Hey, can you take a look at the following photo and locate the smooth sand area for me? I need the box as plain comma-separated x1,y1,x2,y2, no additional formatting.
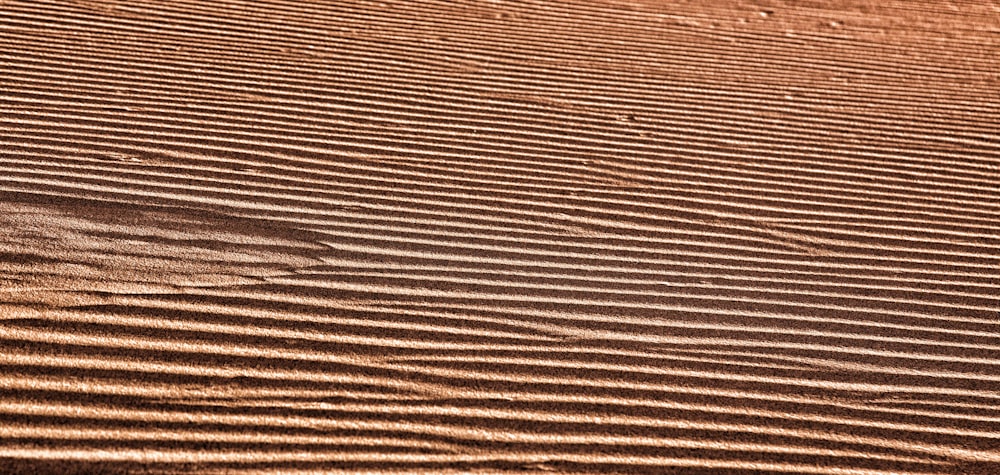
1,0,998,473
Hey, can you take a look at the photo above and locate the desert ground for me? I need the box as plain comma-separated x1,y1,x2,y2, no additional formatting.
1,0,999,473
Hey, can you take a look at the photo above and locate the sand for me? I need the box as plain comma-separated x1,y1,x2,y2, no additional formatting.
1,0,999,473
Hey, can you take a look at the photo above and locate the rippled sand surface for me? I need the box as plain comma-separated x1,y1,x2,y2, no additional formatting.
1,0,999,473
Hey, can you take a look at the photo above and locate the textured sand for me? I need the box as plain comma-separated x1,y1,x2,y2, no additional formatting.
1,0,999,473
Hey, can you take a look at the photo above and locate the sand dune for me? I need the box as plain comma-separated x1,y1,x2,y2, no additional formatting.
1,0,999,473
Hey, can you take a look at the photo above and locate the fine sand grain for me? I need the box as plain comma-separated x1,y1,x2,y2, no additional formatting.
1,0,999,473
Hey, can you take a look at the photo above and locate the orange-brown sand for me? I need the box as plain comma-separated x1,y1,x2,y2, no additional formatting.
1,0,999,473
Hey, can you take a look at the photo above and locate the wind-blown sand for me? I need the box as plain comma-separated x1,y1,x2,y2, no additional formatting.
1,0,999,473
